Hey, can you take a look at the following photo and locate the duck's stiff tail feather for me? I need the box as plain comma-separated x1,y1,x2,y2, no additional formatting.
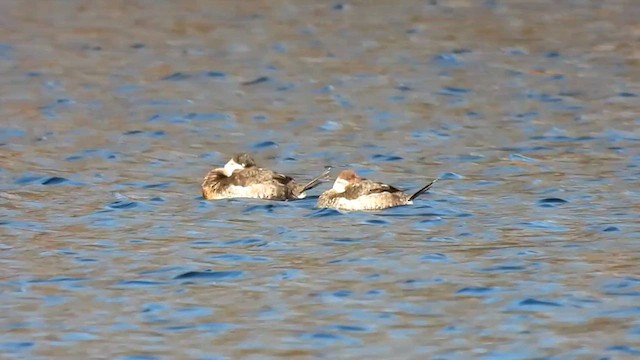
300,168,332,194
408,178,438,202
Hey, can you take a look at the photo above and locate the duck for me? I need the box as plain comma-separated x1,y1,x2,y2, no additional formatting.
317,169,437,211
202,153,329,200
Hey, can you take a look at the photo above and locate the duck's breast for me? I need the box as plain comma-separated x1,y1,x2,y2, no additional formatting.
333,192,410,211
231,182,292,200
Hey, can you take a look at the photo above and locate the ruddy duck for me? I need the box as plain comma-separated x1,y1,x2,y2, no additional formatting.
317,169,437,211
202,153,329,200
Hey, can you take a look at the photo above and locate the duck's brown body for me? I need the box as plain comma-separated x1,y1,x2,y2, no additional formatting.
317,170,437,211
202,167,313,200
201,153,327,201
317,180,412,211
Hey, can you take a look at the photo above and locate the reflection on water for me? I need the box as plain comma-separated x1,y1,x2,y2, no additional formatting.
1,0,640,358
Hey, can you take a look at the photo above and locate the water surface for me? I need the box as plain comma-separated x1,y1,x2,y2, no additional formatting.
1,0,640,358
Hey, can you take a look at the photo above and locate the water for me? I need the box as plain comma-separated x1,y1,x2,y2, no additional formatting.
1,0,640,358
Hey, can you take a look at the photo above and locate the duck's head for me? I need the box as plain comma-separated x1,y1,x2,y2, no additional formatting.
332,169,361,193
222,153,257,176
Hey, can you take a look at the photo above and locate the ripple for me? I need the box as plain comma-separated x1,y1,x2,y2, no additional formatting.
371,154,403,162
107,201,139,210
327,258,378,265
0,341,34,354
14,175,44,185
160,323,236,335
161,72,190,81
0,128,26,141
307,208,342,217
526,91,563,103
0,43,13,59
538,198,568,207
185,112,231,121
65,148,118,161
364,219,389,225
484,166,528,176
122,130,166,138
205,71,226,78
251,140,278,150
331,93,355,107
319,120,343,132
299,332,361,347
499,145,552,153
530,133,595,143
437,86,472,96
456,287,498,296
480,265,527,273
509,153,539,163
607,345,640,355
216,238,266,247
329,238,362,245
425,236,459,243
603,226,620,232
173,307,214,318
457,154,484,162
241,76,269,85
195,323,237,334
518,298,562,308
332,3,350,11
600,307,640,318
173,270,244,281
209,254,271,263
243,204,278,214
414,217,446,229
602,278,640,297
41,176,68,185
432,53,463,67
420,253,450,262
61,332,99,341
115,85,143,95
273,269,304,281
439,172,463,180
28,277,88,284
519,221,568,232
123,130,143,135
277,83,295,92
115,280,167,288
330,324,372,333
143,183,171,189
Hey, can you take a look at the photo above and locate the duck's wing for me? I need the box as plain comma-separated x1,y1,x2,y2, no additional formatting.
202,168,228,187
343,179,402,199
230,167,294,187
202,168,235,199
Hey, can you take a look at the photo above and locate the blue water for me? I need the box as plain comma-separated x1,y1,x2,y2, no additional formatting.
1,0,640,358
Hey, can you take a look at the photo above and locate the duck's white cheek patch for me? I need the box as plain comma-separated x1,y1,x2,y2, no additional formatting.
332,179,348,193
223,160,244,176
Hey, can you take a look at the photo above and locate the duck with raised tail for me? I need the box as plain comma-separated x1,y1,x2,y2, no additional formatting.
317,169,437,211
